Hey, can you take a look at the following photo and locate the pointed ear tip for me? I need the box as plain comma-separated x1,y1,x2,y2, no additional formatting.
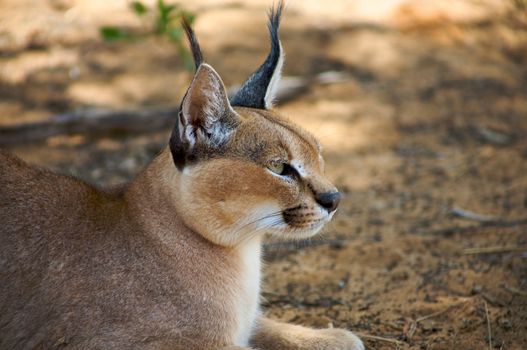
198,63,214,71
196,63,224,80
195,63,213,74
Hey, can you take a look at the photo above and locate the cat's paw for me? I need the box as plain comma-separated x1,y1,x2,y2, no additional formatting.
314,328,365,350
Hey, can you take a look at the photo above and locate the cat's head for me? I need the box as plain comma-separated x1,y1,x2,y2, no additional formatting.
170,2,341,247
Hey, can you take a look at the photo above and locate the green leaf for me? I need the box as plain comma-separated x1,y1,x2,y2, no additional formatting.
130,1,148,15
157,0,165,12
168,27,183,41
157,0,176,18
100,27,129,41
155,18,167,34
155,0,178,34
162,4,176,16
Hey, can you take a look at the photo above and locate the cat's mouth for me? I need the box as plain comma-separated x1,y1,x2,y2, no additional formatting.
281,204,331,233
244,203,333,241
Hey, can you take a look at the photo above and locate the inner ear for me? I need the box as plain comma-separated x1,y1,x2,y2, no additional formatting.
170,64,239,170
181,64,231,134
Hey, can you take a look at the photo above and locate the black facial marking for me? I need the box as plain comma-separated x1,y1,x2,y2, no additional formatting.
169,112,187,171
283,204,316,226
284,204,304,212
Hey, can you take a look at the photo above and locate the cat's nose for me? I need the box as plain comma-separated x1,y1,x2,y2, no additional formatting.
315,191,342,213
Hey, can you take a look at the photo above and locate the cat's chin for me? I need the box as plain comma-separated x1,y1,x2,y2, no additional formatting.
266,217,329,241
276,207,338,241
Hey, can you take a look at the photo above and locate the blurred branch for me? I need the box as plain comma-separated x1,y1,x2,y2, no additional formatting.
0,71,351,146
0,106,178,146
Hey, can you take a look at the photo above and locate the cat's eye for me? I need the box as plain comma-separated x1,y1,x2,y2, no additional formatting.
267,162,298,177
268,162,285,175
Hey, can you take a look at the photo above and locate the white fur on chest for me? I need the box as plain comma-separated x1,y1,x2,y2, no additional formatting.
232,237,262,346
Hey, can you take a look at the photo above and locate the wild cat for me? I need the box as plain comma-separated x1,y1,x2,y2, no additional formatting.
0,2,364,350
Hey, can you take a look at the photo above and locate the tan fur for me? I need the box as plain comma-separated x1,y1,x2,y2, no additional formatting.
0,39,363,350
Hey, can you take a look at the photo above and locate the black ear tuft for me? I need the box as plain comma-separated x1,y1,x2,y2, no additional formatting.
182,17,204,70
230,0,285,109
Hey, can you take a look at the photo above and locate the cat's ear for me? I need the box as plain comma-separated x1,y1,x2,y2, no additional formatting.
170,64,239,170
230,1,284,110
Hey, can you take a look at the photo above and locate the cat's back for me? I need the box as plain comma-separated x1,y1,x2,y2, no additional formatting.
0,149,131,349
0,149,129,286
0,149,110,273
0,149,106,226
0,149,127,255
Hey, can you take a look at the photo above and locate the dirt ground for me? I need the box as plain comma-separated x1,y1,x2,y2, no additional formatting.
1,0,527,349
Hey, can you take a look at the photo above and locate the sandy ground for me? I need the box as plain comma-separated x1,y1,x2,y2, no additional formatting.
1,0,527,349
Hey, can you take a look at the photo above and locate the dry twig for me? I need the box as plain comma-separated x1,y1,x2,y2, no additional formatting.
263,238,348,251
480,292,506,307
484,301,492,350
355,332,405,347
416,306,457,323
451,207,497,222
418,218,527,236
503,284,527,297
405,301,468,340
463,246,527,255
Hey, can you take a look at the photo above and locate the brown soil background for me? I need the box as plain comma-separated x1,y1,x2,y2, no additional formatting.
1,0,527,349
